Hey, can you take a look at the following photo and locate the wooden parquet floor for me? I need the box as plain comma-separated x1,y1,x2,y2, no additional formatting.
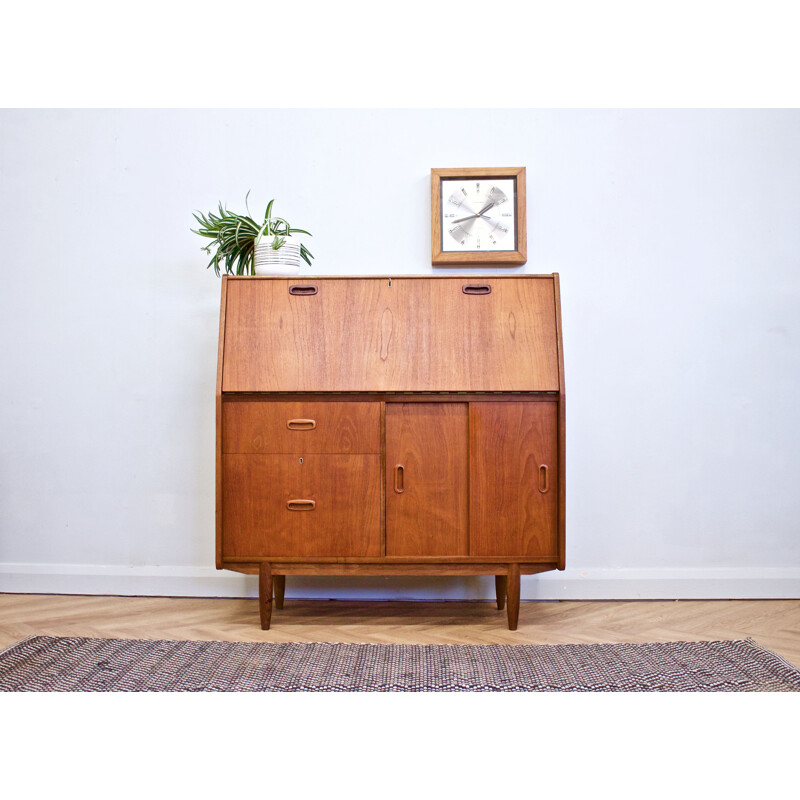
2,593,799,668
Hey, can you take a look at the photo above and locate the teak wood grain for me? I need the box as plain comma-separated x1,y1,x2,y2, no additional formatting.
224,558,559,569
506,563,521,630
259,562,273,630
216,276,228,569
222,454,381,558
223,399,380,454
554,273,567,570
222,278,392,392
273,574,285,609
221,277,558,392
392,278,558,391
216,275,565,630
256,563,556,576
469,402,559,557
385,403,469,556
495,576,508,610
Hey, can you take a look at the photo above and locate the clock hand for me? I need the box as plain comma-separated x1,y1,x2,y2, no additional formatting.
452,203,497,225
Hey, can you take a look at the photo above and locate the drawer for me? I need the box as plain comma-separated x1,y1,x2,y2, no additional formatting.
221,454,381,557
223,400,380,454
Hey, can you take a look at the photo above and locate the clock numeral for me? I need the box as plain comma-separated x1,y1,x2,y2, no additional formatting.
487,186,509,206
461,187,467,196
449,224,470,245
448,192,466,208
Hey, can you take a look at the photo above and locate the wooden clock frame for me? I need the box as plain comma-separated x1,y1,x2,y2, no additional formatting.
431,166,527,266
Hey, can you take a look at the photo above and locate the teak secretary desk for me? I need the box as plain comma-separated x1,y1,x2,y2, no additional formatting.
216,275,565,629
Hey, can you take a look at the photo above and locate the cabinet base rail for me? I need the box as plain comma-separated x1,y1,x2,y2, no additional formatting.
252,561,558,631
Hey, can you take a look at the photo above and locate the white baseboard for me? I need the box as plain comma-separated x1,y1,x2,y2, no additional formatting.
1,563,799,600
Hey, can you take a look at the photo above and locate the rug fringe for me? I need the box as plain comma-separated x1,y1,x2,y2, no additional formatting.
742,637,800,681
0,635,39,659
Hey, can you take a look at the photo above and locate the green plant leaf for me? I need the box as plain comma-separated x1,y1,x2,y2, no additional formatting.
191,196,313,276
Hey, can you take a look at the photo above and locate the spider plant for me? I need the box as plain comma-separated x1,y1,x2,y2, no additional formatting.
192,194,314,276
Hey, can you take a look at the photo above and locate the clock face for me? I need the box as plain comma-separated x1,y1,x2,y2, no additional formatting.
441,177,517,252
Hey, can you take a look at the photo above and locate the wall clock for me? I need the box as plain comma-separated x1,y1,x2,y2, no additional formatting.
431,167,526,266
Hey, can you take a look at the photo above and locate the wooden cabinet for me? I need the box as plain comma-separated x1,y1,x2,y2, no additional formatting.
217,276,565,630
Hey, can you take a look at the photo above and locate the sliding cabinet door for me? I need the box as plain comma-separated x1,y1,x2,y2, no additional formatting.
469,401,558,557
385,403,468,556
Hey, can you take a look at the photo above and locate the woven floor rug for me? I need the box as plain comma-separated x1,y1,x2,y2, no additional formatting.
1,635,799,692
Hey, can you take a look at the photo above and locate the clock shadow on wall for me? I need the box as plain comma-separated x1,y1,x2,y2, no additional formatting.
431,167,527,267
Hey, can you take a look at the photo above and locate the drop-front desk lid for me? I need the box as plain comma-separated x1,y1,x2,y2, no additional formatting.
220,275,562,393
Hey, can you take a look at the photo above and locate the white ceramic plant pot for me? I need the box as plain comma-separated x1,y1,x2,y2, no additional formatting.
253,236,303,276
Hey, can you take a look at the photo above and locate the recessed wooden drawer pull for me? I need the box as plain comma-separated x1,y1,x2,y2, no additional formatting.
394,465,405,494
286,499,316,511
287,418,316,430
462,284,491,295
539,464,550,494
289,285,318,296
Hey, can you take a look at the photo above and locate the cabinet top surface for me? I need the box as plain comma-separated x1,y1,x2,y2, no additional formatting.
223,274,559,280
220,275,563,394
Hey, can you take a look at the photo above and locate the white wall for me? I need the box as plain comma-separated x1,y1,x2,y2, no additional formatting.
1,109,798,600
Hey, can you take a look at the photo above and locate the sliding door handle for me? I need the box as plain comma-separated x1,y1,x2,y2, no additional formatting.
538,465,550,494
394,465,405,494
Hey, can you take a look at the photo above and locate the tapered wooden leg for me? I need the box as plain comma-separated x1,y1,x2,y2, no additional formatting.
274,574,285,610
495,575,507,610
259,562,273,630
506,563,520,631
